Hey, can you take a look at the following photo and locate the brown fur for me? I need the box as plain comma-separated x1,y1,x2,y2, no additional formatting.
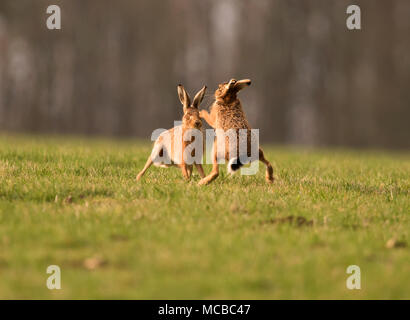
136,85,207,181
199,78,274,185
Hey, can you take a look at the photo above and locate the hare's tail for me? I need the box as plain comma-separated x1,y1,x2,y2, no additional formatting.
227,157,244,175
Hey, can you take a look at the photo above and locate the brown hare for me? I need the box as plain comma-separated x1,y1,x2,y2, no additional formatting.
136,85,207,181
199,78,274,185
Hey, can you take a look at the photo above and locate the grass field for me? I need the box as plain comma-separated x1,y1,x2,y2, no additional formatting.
0,134,409,299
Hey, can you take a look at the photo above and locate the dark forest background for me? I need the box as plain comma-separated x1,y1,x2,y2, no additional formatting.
0,0,409,149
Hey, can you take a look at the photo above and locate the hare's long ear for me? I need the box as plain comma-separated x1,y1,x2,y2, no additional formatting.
234,79,252,92
192,86,207,109
177,84,191,110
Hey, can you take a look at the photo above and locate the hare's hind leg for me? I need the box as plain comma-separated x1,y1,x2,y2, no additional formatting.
198,140,219,185
180,164,191,180
259,148,274,183
187,165,193,179
136,156,153,181
137,140,164,181
195,163,205,178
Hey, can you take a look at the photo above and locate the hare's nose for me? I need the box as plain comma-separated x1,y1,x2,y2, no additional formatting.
195,120,202,127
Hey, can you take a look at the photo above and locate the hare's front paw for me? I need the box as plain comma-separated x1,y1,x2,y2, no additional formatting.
199,110,207,118
198,178,208,186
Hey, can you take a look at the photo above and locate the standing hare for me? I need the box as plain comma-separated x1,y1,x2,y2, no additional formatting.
199,78,274,185
136,85,207,181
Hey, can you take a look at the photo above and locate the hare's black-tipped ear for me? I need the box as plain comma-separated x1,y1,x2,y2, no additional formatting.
192,86,207,109
177,84,191,109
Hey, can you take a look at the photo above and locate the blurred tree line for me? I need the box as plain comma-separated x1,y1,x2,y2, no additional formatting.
0,0,409,149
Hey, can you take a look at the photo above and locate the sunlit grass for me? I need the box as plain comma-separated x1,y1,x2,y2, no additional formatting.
0,134,409,299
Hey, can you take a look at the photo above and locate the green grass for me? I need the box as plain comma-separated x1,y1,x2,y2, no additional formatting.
0,134,409,299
